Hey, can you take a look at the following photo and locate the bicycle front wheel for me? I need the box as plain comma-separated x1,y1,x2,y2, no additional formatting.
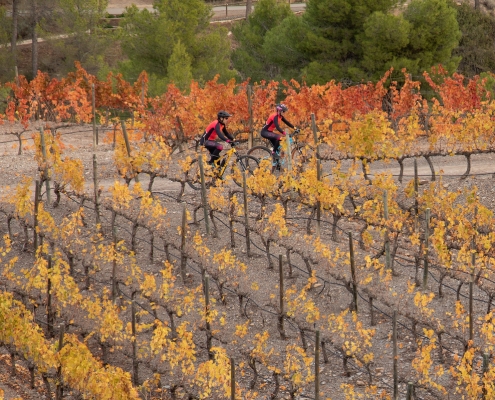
292,144,315,168
186,158,216,190
231,155,259,187
247,146,272,164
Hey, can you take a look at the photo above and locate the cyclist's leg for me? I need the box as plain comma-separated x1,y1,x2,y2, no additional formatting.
261,130,282,157
205,141,222,165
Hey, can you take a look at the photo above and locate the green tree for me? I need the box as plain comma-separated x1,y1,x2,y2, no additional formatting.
453,2,495,77
231,0,293,81
0,6,15,82
37,0,111,78
299,0,398,83
234,0,462,85
262,14,307,80
402,0,461,74
119,0,235,95
359,12,414,78
168,40,193,91
359,0,460,82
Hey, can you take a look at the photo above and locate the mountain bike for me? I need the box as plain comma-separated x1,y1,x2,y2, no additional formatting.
186,142,259,190
247,129,315,173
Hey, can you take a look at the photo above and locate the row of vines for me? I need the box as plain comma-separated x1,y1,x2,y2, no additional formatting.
2,64,495,167
1,66,495,399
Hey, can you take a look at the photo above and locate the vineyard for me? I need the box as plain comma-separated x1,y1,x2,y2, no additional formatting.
2,65,495,399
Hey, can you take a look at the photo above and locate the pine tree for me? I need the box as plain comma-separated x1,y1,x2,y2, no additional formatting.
119,0,236,95
168,40,193,92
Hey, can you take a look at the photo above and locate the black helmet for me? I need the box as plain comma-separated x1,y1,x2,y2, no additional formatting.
276,103,288,113
217,110,231,119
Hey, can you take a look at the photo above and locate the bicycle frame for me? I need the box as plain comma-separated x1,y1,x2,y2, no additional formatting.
215,147,237,178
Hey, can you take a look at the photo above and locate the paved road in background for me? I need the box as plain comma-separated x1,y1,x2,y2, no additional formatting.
107,3,306,16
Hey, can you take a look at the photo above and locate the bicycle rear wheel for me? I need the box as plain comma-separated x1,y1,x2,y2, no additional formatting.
231,155,259,187
185,158,202,190
186,158,216,190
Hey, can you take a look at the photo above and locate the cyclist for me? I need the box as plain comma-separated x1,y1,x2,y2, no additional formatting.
200,110,235,166
260,103,297,159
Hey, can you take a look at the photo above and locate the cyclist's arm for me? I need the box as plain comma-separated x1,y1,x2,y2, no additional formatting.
273,116,286,134
280,115,295,129
213,123,231,142
222,126,235,141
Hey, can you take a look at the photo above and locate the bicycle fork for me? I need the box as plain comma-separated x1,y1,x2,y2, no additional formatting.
217,151,234,178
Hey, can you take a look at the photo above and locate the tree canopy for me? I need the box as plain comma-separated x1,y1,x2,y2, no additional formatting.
119,0,236,95
453,2,495,77
233,0,462,84
40,0,111,78
231,0,293,82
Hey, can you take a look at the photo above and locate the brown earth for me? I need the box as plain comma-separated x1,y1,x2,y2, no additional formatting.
1,121,495,399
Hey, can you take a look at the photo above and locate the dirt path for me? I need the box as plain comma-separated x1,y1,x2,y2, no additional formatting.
1,123,495,208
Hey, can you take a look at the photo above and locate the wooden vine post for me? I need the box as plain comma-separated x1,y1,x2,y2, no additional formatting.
180,203,188,283
406,382,414,400
198,154,210,235
141,79,145,109
483,353,490,399
40,127,51,205
315,330,320,400
393,311,398,400
384,190,393,274
423,208,430,290
92,83,96,151
316,159,321,237
55,323,65,400
112,224,118,302
369,296,375,326
47,255,54,337
33,180,41,252
286,133,292,172
93,154,100,226
278,254,286,339
311,112,319,158
231,357,236,400
204,275,213,359
470,209,476,343
121,120,139,183
242,170,251,256
469,281,474,342
247,85,253,149
414,158,419,232
348,233,358,312
131,295,139,386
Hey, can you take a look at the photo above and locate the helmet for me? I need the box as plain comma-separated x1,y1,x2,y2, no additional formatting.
276,103,288,113
217,110,232,119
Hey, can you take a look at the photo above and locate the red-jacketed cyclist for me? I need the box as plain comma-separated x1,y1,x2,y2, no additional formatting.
200,110,235,166
260,103,297,158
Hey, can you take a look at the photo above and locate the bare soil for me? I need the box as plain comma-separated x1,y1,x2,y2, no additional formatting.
1,122,495,399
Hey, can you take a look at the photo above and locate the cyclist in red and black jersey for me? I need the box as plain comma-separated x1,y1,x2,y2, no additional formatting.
261,103,296,158
200,111,235,165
